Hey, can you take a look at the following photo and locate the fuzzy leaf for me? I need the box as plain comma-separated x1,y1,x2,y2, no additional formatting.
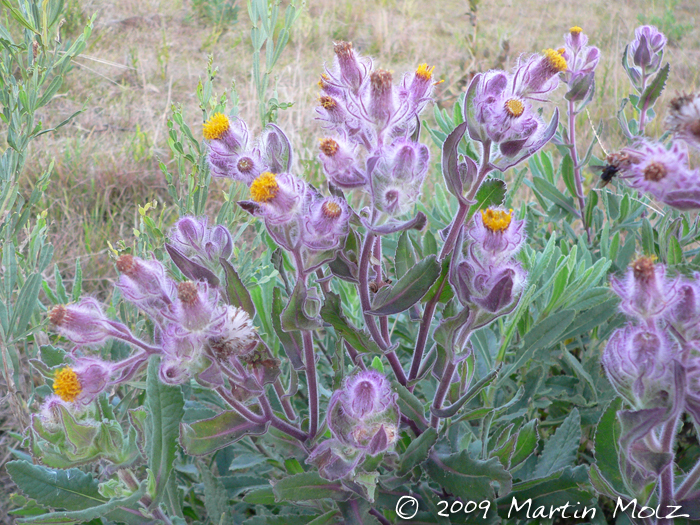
180,411,270,456
320,292,383,355
397,428,438,476
165,243,219,287
639,62,669,112
533,408,581,478
441,121,469,201
369,255,440,316
468,178,507,219
425,451,512,501
281,279,323,331
272,288,305,370
271,472,350,502
146,356,185,505
220,258,256,317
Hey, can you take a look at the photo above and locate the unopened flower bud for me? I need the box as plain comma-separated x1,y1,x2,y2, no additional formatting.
116,254,176,315
369,69,394,126
610,257,680,321
629,25,666,72
318,137,367,189
49,299,127,346
334,41,364,92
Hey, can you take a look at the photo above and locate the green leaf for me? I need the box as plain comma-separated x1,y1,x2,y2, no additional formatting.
533,408,581,478
425,451,512,501
272,288,305,370
641,218,655,256
7,460,107,510
468,178,507,219
369,255,440,316
146,356,185,505
271,472,350,502
11,273,42,342
667,235,683,265
392,381,427,430
220,258,256,317
394,231,417,279
71,259,82,302
531,177,579,216
202,465,233,525
639,62,669,113
281,279,323,331
499,310,574,383
560,154,578,200
320,292,383,355
510,419,539,469
16,485,146,524
180,411,270,456
594,397,626,495
397,428,438,476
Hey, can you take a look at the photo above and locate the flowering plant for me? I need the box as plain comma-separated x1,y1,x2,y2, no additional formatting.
5,4,700,524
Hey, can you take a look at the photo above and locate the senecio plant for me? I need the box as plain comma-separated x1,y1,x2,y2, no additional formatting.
8,22,700,525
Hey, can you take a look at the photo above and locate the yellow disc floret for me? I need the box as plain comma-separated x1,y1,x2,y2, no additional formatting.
416,63,435,81
250,172,279,203
504,98,525,117
54,367,81,402
481,208,514,233
203,113,230,141
569,26,583,35
543,48,567,72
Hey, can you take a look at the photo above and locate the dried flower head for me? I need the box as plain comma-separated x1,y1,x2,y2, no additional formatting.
48,298,128,346
208,306,257,360
667,93,700,152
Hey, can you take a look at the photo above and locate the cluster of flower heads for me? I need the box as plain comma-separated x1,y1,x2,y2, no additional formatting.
468,45,566,164
602,257,700,475
450,207,528,325
308,370,400,480
203,111,350,264
316,42,434,218
43,217,260,416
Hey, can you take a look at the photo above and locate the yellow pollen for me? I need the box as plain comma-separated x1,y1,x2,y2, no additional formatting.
319,138,339,157
481,208,513,233
54,367,81,403
557,47,566,55
318,73,330,89
416,63,435,81
250,172,279,203
543,48,568,72
202,113,230,141
322,201,342,218
569,26,583,35
504,98,525,117
320,95,337,110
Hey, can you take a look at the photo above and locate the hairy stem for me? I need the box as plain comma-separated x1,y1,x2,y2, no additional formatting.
358,229,407,385
273,378,297,421
567,99,591,243
676,455,700,501
302,330,319,439
430,361,456,428
259,395,308,443
657,414,680,525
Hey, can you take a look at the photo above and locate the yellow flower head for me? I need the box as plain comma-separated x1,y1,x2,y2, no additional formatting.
54,367,81,402
543,48,568,72
250,172,279,203
504,98,525,117
481,208,514,233
203,113,230,141
416,63,435,81
569,26,583,35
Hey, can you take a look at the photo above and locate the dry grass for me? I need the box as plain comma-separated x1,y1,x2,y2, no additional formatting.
3,0,700,517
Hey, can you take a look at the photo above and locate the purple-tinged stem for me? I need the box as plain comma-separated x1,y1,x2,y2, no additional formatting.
430,361,456,428
302,330,319,439
374,236,391,344
259,395,308,443
216,387,267,424
344,341,367,370
273,378,297,421
638,64,649,134
369,508,391,525
358,230,407,385
567,99,591,243
657,414,680,525
409,142,492,385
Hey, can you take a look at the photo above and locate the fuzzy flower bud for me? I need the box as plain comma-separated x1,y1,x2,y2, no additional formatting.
318,137,367,189
333,41,366,93
169,216,234,266
170,281,221,333
204,114,262,183
48,299,128,347
372,138,430,216
602,324,675,408
610,257,680,322
116,254,176,315
512,49,566,100
302,195,350,251
369,69,395,127
629,25,667,72
245,172,308,225
327,371,400,455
